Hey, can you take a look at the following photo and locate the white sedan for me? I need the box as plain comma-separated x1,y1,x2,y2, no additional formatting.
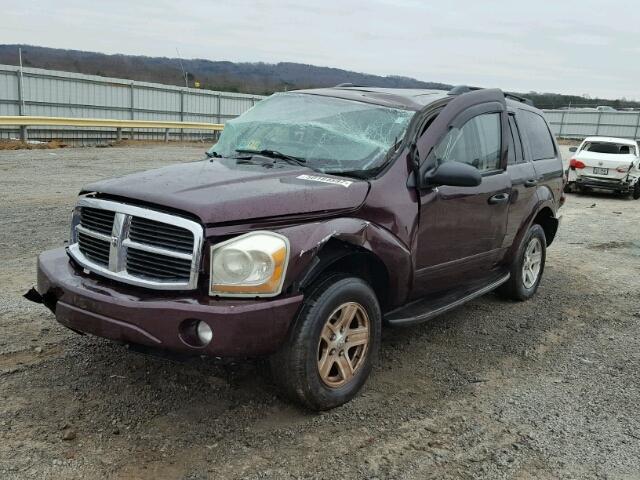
566,136,640,199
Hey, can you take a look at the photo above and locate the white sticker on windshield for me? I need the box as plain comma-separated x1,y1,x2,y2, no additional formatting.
297,174,352,188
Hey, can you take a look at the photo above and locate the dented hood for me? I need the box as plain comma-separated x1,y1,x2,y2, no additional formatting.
83,158,369,225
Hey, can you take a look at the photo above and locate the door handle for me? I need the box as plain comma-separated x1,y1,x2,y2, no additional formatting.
524,179,538,188
488,193,510,205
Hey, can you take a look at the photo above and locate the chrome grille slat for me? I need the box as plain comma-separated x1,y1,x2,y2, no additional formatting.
126,263,190,279
127,232,193,251
79,245,110,263
126,260,190,278
126,248,193,269
126,254,191,280
129,226,193,242
129,217,194,253
77,232,110,266
69,198,204,290
80,207,115,235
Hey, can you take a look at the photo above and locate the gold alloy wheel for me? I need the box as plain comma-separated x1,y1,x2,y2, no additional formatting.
317,302,370,388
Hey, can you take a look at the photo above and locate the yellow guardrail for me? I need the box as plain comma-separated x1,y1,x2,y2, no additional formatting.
0,115,224,141
0,116,223,130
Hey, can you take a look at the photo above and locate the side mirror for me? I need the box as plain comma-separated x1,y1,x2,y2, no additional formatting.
424,162,482,187
569,146,578,152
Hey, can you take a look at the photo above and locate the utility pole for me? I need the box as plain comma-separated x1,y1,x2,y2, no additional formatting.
176,48,189,88
18,47,27,141
176,48,188,141
18,48,26,114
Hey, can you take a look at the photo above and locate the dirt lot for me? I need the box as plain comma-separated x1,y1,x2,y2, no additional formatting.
1,145,639,479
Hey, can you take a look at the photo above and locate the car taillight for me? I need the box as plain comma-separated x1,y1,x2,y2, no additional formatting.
616,165,631,173
569,158,585,169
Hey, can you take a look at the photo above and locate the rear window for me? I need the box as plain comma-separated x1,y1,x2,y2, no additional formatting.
581,142,635,155
519,110,556,161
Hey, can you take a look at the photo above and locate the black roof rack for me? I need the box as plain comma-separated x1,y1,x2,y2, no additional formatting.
448,85,534,106
447,85,482,96
504,92,534,106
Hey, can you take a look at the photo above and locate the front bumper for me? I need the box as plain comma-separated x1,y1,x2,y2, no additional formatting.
36,248,303,357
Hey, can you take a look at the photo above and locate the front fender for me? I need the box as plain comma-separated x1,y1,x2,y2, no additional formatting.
275,218,413,307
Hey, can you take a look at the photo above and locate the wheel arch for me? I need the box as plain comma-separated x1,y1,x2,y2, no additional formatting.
506,201,558,262
532,206,559,247
277,219,413,311
297,238,391,311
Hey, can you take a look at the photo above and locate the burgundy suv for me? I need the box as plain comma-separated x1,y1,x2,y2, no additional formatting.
30,86,563,410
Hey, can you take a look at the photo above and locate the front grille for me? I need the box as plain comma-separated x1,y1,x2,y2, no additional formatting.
80,207,115,235
69,198,203,290
129,217,194,253
77,231,111,266
126,248,192,281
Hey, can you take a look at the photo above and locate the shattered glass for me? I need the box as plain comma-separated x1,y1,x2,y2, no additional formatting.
211,92,415,173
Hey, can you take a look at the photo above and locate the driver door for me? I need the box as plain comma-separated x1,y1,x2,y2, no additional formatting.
412,90,511,298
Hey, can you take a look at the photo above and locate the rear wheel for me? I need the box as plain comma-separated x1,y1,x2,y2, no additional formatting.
498,224,547,301
270,274,381,410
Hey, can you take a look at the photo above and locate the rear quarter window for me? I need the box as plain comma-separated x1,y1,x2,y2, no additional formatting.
520,110,556,161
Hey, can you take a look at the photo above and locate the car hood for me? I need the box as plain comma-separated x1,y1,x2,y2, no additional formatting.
82,158,370,225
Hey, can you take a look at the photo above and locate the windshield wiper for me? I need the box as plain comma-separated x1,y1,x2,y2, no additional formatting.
235,149,307,166
323,163,386,179
205,150,222,158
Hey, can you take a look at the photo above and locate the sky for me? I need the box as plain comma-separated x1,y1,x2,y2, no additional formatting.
2,0,639,100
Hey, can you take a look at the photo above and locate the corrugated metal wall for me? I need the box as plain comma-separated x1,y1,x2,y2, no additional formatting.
2,64,638,143
544,110,640,140
0,64,265,143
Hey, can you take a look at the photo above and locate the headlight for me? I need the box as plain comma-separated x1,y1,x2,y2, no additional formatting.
209,231,290,297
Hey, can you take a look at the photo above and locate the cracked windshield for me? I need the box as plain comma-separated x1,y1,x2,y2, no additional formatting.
210,92,415,173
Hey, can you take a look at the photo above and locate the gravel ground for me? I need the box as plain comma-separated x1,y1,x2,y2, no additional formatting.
1,144,639,479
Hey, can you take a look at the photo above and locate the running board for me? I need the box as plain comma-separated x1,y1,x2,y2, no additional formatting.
385,273,510,327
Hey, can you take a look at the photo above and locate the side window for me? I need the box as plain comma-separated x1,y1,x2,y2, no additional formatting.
430,112,502,172
507,115,524,165
520,110,556,161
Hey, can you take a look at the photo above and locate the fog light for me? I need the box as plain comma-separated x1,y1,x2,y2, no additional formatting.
196,321,213,345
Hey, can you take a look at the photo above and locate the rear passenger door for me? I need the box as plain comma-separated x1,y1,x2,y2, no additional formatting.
504,112,538,247
518,109,564,204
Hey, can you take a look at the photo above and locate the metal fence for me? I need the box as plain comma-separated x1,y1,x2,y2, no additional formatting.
2,64,638,144
543,110,640,140
0,64,265,143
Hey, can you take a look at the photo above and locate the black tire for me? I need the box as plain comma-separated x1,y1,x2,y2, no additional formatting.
270,274,381,410
633,182,640,200
563,182,574,194
497,224,547,301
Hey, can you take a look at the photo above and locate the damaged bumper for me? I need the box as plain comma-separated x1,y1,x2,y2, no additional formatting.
575,175,636,192
34,248,303,357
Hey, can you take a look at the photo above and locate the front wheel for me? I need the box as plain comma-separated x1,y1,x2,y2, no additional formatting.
633,181,640,200
498,224,547,301
270,274,381,410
